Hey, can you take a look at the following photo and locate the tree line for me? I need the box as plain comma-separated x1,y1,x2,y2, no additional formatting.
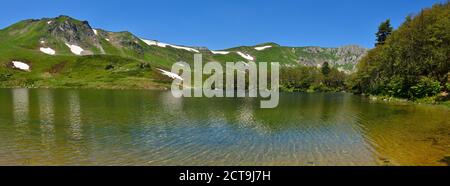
348,2,449,100
280,62,347,92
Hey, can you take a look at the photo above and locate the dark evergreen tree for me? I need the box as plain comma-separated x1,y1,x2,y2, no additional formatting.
321,62,330,76
375,19,393,46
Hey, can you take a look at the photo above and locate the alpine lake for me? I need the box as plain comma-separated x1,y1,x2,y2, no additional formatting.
0,88,448,165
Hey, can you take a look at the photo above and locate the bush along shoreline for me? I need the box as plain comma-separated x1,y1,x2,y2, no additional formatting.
366,93,450,108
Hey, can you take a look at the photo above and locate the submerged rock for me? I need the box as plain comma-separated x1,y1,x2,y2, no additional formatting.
439,156,450,166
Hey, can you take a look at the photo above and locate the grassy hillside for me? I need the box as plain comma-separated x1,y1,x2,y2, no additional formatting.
0,15,367,90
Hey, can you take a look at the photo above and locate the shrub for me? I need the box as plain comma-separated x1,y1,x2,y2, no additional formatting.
139,62,151,69
385,76,407,98
410,76,441,99
105,64,114,70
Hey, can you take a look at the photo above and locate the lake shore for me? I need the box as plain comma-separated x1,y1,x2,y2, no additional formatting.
367,94,450,108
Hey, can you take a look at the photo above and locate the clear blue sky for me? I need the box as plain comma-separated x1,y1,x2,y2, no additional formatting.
0,0,446,49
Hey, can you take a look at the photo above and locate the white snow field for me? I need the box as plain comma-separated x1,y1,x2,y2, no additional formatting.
236,52,254,61
211,50,230,55
12,61,30,71
40,47,56,55
254,45,272,51
65,43,84,55
157,68,183,80
141,39,199,53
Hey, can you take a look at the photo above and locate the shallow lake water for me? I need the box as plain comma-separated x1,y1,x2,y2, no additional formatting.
0,89,448,165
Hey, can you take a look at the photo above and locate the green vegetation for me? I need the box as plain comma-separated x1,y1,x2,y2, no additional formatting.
375,19,393,46
0,15,367,90
280,63,347,92
1,4,447,100
350,2,450,103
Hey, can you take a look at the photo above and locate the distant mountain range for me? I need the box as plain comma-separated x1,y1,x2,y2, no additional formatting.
0,15,368,89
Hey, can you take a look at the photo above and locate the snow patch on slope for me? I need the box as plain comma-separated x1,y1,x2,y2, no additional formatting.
236,52,254,61
12,61,30,71
157,68,183,80
254,45,272,51
168,45,199,53
93,29,98,35
141,39,168,47
211,50,230,55
140,39,199,53
65,43,84,55
40,47,56,55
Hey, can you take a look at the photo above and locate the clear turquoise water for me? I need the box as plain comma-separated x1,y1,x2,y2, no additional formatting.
0,89,448,165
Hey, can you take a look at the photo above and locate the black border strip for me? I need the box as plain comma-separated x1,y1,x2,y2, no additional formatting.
0,166,448,185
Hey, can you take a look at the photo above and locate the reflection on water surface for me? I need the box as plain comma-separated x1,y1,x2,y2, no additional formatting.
0,89,448,165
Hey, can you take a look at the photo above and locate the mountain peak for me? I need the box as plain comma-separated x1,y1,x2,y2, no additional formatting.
45,16,96,45
56,15,73,19
254,42,280,47
51,15,82,21
39,15,92,30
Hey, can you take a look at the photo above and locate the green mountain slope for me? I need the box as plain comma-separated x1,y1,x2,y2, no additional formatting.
0,15,368,89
